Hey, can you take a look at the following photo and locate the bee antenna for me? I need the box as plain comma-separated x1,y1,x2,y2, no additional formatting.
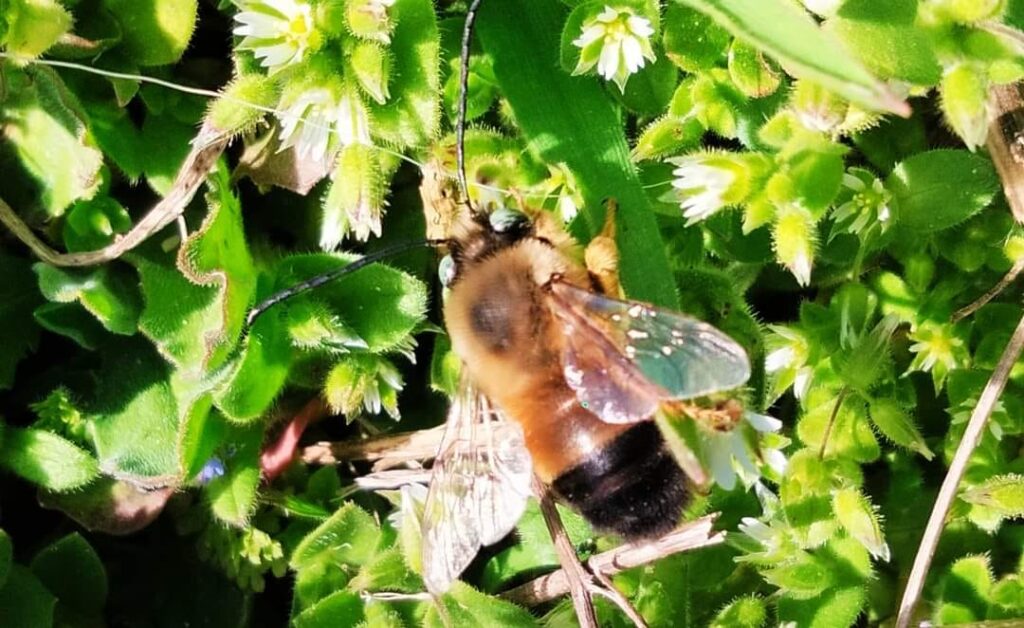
456,0,485,214
246,238,450,329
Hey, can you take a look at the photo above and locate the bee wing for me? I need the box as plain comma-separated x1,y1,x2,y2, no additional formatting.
421,383,533,595
548,280,752,424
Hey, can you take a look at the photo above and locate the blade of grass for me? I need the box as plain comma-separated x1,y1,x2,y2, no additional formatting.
475,0,680,309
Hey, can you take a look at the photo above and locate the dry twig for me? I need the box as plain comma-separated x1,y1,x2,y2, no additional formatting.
502,514,724,607
301,425,446,470
533,476,599,628
895,310,1024,628
952,257,1024,324
0,123,229,266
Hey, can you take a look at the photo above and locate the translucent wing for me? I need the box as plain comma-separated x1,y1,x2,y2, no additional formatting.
549,280,752,424
421,382,533,595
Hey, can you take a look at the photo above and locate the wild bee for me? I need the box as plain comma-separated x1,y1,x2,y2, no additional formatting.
418,201,751,594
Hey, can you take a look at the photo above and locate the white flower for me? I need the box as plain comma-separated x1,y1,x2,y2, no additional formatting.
538,163,584,223
573,6,656,92
704,411,788,490
277,87,372,164
832,169,893,238
664,155,736,225
766,325,813,400
234,0,317,72
277,88,337,163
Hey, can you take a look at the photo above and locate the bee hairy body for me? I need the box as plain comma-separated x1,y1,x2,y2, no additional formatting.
444,217,687,539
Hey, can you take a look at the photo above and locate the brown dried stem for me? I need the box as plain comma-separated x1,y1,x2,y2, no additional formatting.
952,257,1024,324
502,514,724,607
301,425,446,470
534,476,599,628
0,123,228,266
895,310,1024,628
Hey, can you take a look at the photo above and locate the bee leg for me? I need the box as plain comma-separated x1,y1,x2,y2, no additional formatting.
585,198,622,297
533,476,600,628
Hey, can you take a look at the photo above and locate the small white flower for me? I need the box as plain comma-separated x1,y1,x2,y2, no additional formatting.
537,163,584,223
277,87,372,164
766,325,813,401
335,89,372,147
832,169,893,238
278,88,337,163
704,411,788,490
790,250,813,286
234,0,317,72
664,155,736,225
573,6,656,92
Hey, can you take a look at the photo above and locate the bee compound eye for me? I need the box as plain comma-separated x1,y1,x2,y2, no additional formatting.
439,254,457,287
488,206,529,234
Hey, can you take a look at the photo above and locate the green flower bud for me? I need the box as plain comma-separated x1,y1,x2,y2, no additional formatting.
941,63,989,150
4,0,72,59
773,205,817,286
349,41,392,104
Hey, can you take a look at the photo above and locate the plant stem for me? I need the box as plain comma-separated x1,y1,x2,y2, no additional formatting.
0,122,228,266
819,386,850,459
895,309,1024,628
534,476,599,628
502,514,724,607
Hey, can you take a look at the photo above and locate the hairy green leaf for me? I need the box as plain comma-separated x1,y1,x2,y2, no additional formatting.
0,427,98,491
424,582,538,628
30,533,107,613
291,502,381,572
889,150,999,233
35,263,142,336
0,65,103,216
0,565,56,628
0,251,42,389
676,0,907,114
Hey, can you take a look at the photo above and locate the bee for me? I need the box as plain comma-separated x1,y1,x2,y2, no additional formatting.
419,202,751,594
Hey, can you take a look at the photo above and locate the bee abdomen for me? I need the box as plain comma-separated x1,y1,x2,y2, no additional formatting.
551,422,687,539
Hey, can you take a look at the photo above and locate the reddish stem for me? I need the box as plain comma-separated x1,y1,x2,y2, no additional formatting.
260,398,330,482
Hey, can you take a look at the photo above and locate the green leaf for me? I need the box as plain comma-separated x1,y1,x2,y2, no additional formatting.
616,54,679,116
212,311,292,422
33,302,107,350
424,582,538,628
271,253,427,354
291,502,382,572
30,533,107,614
177,394,221,480
763,553,835,599
293,590,365,628
3,0,72,58
962,474,1024,520
35,263,142,336
368,0,439,147
868,397,933,459
0,65,103,216
205,419,263,526
477,0,679,308
0,530,12,589
776,537,871,628
662,3,731,72
676,0,907,114
86,338,183,480
710,595,767,628
100,0,197,66
798,389,880,462
348,547,420,593
940,555,993,621
0,565,56,628
0,251,42,389
888,149,999,233
62,196,132,253
832,488,889,562
824,17,941,86
0,427,98,491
